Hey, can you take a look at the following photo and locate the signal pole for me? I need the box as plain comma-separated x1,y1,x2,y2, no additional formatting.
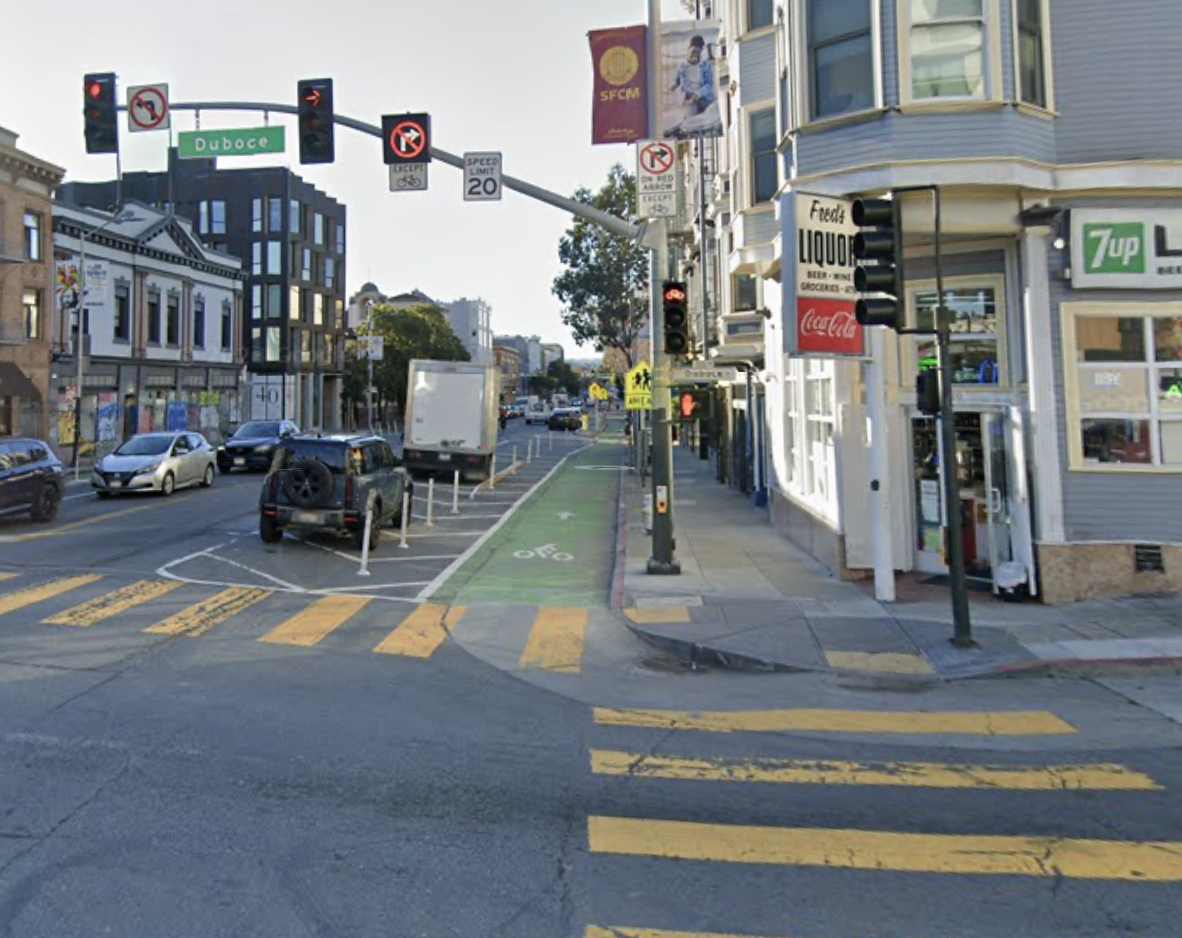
646,0,679,574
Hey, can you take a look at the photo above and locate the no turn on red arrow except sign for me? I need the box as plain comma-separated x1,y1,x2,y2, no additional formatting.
636,139,677,219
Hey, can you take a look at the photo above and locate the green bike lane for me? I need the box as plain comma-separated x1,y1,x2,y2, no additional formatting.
431,440,626,608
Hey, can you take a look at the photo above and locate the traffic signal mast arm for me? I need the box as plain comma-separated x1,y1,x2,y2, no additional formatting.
116,99,641,242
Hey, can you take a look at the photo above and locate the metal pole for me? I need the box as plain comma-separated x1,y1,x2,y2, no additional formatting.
931,188,973,646
365,299,375,431
426,477,436,527
646,0,679,575
512,445,518,471
451,469,460,515
867,328,896,602
72,237,88,481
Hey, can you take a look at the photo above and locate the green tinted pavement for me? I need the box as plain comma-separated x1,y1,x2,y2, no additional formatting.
432,441,626,606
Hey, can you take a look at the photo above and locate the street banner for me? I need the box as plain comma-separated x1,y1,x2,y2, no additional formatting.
785,192,868,359
656,19,723,140
589,25,649,145
55,259,110,317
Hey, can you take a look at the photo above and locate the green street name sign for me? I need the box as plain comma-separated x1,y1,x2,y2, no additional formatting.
178,126,286,159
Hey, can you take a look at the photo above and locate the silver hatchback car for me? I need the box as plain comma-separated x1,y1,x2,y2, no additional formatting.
92,432,217,497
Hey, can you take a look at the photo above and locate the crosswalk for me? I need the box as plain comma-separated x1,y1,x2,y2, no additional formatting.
0,572,598,673
582,705,1182,937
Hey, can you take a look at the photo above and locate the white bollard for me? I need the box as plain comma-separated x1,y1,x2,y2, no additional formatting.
399,489,410,549
358,491,376,576
490,454,497,491
451,469,460,515
549,432,553,453
512,445,518,473
526,437,533,464
426,477,436,527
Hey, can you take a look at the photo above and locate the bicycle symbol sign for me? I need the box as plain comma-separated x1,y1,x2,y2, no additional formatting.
514,544,574,562
389,162,429,193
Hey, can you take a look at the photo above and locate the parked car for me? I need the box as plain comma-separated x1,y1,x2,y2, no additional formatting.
92,432,217,497
259,434,413,551
0,438,64,523
218,420,299,473
548,407,581,432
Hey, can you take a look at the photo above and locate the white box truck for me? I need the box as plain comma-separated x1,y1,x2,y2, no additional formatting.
403,360,501,481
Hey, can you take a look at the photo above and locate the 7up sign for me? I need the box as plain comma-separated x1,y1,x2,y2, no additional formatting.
1072,209,1182,288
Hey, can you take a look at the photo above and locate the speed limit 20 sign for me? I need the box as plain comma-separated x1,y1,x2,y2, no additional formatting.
463,152,502,202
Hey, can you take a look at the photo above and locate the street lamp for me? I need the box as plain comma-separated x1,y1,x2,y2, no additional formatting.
72,207,140,480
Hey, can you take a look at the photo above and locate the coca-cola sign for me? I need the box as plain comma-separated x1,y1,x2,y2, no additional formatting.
785,191,869,358
796,298,865,356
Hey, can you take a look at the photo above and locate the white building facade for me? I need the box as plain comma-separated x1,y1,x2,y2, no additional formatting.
52,202,245,459
444,296,493,364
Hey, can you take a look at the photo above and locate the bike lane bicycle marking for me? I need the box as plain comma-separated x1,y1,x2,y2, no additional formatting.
429,442,622,607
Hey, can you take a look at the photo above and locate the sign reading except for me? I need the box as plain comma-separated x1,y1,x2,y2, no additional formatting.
625,362,653,410
178,126,285,159
389,162,429,192
786,192,867,359
464,152,503,202
1071,209,1182,289
636,139,677,218
127,84,170,133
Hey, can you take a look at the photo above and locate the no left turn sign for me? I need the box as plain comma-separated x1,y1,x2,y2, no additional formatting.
127,84,170,133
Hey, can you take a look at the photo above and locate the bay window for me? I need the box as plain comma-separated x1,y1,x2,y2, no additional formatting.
906,0,987,102
1063,304,1182,469
1016,0,1049,108
749,108,778,204
806,0,875,121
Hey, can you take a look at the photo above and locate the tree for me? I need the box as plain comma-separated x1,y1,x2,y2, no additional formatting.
547,360,582,397
552,164,648,370
343,303,469,427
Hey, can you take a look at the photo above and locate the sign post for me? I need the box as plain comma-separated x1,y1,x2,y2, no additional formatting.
636,139,677,218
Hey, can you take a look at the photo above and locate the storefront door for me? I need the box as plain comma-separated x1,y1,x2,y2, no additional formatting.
911,410,1017,591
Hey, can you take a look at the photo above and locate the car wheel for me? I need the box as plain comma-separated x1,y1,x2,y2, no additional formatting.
200,465,215,488
31,484,61,522
259,513,282,544
161,472,176,497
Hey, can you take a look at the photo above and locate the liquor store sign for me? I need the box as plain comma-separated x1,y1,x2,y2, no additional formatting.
1072,208,1182,289
785,192,867,358
178,126,286,159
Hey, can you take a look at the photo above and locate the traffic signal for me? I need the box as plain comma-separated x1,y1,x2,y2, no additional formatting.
662,281,688,357
852,197,903,329
298,79,335,164
83,73,118,155
917,368,941,416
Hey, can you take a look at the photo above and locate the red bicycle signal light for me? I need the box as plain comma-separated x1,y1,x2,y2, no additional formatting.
664,286,686,303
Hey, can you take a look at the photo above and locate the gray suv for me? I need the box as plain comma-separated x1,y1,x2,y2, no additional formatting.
259,434,413,551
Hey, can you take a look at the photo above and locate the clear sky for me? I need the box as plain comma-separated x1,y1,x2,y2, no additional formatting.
2,0,686,357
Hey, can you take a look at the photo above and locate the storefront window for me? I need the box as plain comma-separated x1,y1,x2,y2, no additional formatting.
805,360,835,502
1065,305,1182,469
910,281,1003,385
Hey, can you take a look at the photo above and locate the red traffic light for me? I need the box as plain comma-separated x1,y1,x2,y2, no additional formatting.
86,81,103,99
663,286,686,303
303,88,322,107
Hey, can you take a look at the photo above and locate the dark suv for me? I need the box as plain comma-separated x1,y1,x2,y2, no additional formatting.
0,439,64,523
259,434,413,550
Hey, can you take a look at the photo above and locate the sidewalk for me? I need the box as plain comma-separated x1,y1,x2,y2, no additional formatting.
616,445,1182,681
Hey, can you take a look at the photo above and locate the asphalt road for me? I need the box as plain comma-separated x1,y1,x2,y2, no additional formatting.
1,418,1181,937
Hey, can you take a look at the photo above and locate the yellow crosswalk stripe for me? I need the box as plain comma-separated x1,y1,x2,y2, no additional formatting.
0,575,103,617
0,573,16,582
519,606,587,673
260,594,371,647
624,606,691,625
588,816,1182,881
590,750,1161,791
587,929,786,938
593,707,1077,736
825,651,933,675
44,579,183,627
373,603,466,658
143,587,271,637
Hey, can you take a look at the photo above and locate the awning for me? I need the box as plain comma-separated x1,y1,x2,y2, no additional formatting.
0,362,43,399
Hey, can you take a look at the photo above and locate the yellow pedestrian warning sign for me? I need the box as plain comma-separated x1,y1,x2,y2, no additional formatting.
625,363,652,410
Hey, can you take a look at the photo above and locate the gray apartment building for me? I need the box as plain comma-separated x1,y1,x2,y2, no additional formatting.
674,0,1182,602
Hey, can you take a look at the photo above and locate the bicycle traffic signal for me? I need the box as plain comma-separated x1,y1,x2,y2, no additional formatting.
662,281,689,357
297,78,335,164
916,368,941,416
852,197,903,329
83,73,118,155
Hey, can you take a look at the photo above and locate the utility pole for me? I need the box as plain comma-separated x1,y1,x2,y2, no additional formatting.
646,0,680,575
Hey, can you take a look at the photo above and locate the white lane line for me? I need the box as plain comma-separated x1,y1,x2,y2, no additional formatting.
367,553,462,564
403,531,486,539
318,581,431,593
415,443,593,603
412,514,504,522
202,552,304,591
64,492,97,502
